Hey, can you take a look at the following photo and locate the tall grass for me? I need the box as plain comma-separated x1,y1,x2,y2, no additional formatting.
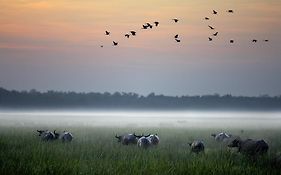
0,127,280,175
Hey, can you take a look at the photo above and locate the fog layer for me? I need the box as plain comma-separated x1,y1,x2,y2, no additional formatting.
0,111,280,129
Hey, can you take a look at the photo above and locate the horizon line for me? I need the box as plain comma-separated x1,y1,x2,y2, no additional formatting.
1,87,280,98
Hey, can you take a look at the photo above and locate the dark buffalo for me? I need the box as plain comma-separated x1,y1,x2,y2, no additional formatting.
115,133,138,145
136,134,151,149
37,130,56,141
188,140,205,154
147,134,160,145
228,138,269,156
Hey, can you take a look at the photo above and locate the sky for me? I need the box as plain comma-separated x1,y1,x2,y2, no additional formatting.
0,0,281,96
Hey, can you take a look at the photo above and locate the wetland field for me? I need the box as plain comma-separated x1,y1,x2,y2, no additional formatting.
0,111,281,175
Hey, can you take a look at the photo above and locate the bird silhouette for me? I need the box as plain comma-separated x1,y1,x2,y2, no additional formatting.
142,25,148,29
213,10,218,14
227,10,234,13
100,45,103,48
174,34,179,38
205,17,210,20
208,25,215,30
264,39,269,42
213,32,218,36
125,34,130,38
230,40,234,43
252,39,257,42
105,31,110,35
208,37,213,41
130,31,136,36
146,23,153,28
113,41,118,46
175,38,181,42
173,18,179,23
154,21,159,26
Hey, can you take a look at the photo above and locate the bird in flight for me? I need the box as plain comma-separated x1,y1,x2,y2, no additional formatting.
154,21,159,26
264,39,269,42
230,40,234,43
105,31,110,35
113,41,118,46
173,18,179,23
227,10,234,13
205,17,209,20
142,25,148,29
213,10,218,14
125,34,130,38
100,45,103,48
252,39,257,42
208,25,215,30
174,34,179,38
146,23,153,28
130,31,136,36
213,32,218,36
175,38,181,42
208,37,213,41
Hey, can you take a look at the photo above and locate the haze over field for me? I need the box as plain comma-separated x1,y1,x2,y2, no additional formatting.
0,0,281,96
1,111,281,129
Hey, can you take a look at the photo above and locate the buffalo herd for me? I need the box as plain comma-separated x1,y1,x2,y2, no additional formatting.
37,130,73,142
36,129,277,163
115,133,160,148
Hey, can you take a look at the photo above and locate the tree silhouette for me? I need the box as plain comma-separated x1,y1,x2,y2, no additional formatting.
0,87,280,110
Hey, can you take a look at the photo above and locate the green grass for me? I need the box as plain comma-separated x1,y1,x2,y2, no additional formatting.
0,126,280,175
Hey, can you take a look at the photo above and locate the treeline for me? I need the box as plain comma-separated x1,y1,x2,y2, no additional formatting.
0,87,281,110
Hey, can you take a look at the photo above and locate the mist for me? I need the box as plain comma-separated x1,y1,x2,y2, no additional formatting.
1,110,280,129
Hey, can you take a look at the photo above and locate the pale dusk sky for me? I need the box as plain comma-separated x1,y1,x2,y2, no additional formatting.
0,0,281,96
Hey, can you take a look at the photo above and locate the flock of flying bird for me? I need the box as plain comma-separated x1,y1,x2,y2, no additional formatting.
205,10,269,44
100,9,269,48
102,17,182,47
102,20,163,47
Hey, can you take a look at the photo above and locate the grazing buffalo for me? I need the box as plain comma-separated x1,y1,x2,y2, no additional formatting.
53,130,60,139
59,131,73,142
188,140,205,154
147,134,160,145
228,138,269,156
137,134,151,149
115,133,138,145
37,130,56,141
211,132,231,142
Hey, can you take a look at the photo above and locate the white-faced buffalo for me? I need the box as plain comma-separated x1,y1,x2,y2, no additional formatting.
59,131,73,142
188,140,205,154
136,134,151,149
228,138,269,156
211,132,231,142
147,134,160,145
115,133,138,145
37,130,57,141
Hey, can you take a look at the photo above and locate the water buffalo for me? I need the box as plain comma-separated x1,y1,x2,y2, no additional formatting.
59,131,73,142
228,138,269,156
211,132,232,142
53,130,60,139
137,134,151,149
115,133,138,145
188,140,205,154
147,134,160,145
36,130,56,141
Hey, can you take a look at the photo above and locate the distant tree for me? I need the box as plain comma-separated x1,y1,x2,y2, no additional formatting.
147,93,155,98
0,87,280,110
